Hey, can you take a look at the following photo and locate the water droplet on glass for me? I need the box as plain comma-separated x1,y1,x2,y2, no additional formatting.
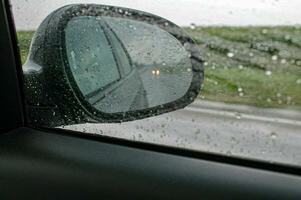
296,79,301,84
235,112,242,119
265,70,272,76
271,55,278,61
284,34,291,40
238,87,243,92
230,136,236,143
280,59,287,64
270,132,277,140
190,23,196,30
262,29,268,34
238,65,244,69
227,52,234,58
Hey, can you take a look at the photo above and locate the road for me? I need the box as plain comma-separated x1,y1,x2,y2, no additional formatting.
64,100,301,167
138,67,192,108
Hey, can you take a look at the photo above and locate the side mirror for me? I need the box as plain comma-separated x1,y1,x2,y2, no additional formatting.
23,4,204,127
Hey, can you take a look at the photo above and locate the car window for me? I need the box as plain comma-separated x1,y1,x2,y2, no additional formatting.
12,0,301,168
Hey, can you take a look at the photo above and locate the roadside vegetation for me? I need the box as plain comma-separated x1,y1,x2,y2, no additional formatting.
185,26,301,108
17,31,34,63
17,27,301,108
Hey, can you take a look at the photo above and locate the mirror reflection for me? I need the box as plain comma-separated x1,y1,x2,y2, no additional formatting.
65,16,193,113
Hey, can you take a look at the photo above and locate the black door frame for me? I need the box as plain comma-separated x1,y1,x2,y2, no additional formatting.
0,0,26,133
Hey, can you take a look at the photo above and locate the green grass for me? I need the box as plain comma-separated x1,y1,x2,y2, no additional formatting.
17,31,34,63
17,27,301,108
185,26,301,108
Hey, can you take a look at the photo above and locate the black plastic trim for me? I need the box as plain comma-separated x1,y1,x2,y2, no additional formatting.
0,0,25,133
1,127,301,200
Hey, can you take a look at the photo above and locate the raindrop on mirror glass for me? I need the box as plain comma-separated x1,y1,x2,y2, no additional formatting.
226,151,232,156
230,136,236,143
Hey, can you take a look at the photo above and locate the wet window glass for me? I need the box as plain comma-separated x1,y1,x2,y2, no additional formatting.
12,0,301,168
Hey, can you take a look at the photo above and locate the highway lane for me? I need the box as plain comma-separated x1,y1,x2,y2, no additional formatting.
138,67,193,108
64,100,301,167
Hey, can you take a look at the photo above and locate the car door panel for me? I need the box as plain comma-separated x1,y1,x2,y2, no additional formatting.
0,127,301,200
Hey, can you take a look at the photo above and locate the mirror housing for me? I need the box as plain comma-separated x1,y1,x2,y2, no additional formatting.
23,4,204,127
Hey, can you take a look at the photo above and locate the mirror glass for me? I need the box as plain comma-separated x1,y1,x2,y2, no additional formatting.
65,16,193,113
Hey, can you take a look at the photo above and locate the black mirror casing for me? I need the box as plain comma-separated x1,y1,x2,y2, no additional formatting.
23,4,204,127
